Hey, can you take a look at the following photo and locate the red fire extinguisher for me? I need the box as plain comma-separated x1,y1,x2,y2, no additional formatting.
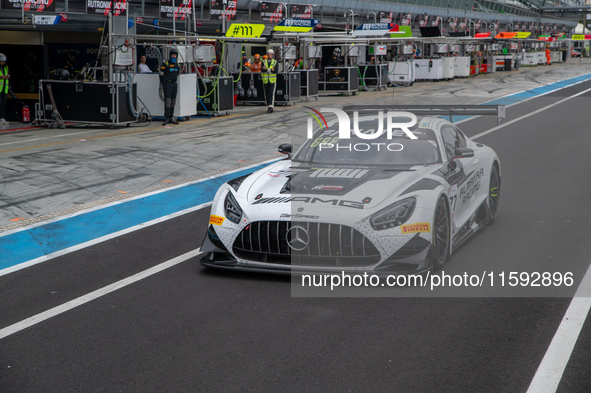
22,105,30,123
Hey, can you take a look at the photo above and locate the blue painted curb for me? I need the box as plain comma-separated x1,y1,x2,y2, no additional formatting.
0,164,270,271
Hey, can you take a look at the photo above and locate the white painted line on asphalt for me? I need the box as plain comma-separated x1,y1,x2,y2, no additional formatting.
472,86,591,140
526,263,591,393
0,248,202,340
0,202,211,277
455,74,591,126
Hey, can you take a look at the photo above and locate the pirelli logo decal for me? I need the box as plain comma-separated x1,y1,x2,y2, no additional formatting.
209,215,225,226
400,223,430,234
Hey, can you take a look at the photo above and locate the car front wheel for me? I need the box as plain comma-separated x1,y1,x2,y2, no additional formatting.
431,195,450,270
488,164,501,224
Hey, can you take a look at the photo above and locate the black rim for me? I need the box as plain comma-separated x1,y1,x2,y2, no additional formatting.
434,198,450,262
489,166,500,219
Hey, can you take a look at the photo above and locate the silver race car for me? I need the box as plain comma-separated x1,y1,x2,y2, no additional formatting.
201,106,503,274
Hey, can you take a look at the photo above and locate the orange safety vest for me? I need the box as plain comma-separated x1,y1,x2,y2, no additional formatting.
249,61,262,73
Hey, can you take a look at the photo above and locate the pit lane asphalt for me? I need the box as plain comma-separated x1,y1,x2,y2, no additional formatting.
1,62,591,392
2,59,591,231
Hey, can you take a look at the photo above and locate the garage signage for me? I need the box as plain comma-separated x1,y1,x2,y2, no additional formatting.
389,25,412,38
34,14,61,24
353,23,395,37
260,1,283,23
495,32,517,39
86,0,127,15
379,12,393,23
225,23,265,38
209,0,236,21
274,18,319,32
1,0,55,11
160,0,192,19
514,32,531,39
291,4,313,19
399,13,412,26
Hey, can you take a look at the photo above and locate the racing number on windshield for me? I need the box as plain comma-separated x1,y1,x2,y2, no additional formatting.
311,137,339,148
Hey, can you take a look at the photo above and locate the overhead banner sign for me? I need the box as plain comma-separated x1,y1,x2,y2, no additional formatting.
261,2,283,23
418,14,429,28
226,23,265,38
291,4,312,19
160,0,192,19
537,36,557,41
474,32,491,38
353,22,395,37
87,0,127,15
399,13,411,26
448,17,457,29
572,34,591,40
459,17,468,29
209,0,237,21
389,25,412,38
379,12,392,24
2,0,56,12
514,32,531,38
274,18,319,32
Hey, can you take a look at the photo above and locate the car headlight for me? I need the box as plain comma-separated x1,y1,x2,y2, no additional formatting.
370,197,416,231
224,191,243,224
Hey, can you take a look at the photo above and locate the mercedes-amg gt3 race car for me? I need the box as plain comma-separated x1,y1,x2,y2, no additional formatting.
201,106,502,274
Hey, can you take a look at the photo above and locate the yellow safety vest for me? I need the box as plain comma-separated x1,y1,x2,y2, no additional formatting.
0,66,8,94
262,59,277,84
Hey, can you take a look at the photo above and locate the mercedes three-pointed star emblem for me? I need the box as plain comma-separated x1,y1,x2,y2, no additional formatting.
286,226,310,251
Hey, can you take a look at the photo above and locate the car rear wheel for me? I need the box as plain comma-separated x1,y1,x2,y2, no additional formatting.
431,196,450,270
488,164,501,224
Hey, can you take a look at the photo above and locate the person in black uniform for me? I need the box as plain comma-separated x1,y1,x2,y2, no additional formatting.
159,48,180,125
327,47,343,66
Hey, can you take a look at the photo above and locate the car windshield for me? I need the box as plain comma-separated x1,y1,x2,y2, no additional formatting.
293,117,442,166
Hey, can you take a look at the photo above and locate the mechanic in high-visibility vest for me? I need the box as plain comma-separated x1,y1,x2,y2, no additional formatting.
545,45,551,66
0,53,10,124
261,49,278,113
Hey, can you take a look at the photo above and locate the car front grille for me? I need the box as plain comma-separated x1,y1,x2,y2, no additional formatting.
232,221,380,267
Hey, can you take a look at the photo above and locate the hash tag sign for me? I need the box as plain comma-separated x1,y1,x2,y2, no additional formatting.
225,23,265,38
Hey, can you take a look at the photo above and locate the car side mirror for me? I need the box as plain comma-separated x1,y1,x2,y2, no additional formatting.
278,143,292,160
448,147,474,169
451,147,474,161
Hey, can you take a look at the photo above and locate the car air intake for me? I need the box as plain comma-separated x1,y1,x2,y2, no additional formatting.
232,221,380,266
